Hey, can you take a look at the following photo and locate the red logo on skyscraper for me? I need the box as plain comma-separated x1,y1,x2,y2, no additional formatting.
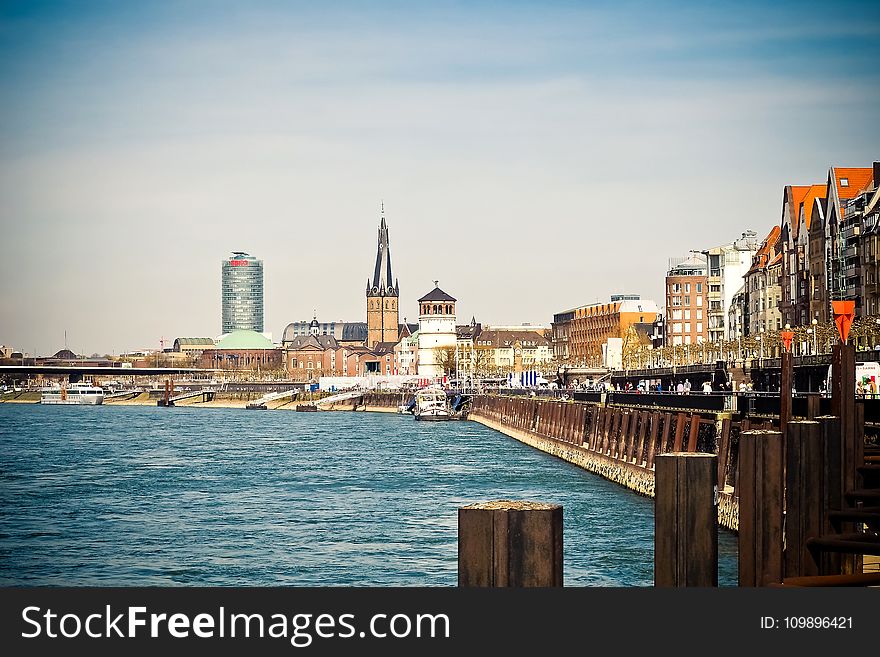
229,260,249,266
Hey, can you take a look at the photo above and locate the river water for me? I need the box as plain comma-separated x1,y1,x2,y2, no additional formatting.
0,404,738,586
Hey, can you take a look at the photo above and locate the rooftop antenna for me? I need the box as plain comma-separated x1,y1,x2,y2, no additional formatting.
381,200,384,215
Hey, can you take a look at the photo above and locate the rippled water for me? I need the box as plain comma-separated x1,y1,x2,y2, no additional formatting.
0,404,738,586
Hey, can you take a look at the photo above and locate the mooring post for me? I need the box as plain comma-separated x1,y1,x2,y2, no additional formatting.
737,430,783,586
780,350,793,434
654,453,718,587
458,501,563,587
816,415,842,575
784,421,823,578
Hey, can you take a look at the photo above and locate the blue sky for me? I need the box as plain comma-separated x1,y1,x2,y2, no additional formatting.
1,0,878,355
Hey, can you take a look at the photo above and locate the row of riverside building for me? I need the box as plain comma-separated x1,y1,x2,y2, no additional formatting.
551,162,879,366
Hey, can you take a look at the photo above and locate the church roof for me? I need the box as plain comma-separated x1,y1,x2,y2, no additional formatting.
418,286,456,302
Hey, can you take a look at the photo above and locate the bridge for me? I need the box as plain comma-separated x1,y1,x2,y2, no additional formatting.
0,365,215,383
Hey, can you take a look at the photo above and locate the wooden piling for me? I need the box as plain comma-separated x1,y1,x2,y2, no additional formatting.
634,411,648,466
784,421,823,578
458,501,563,587
716,417,732,490
672,413,687,452
687,414,701,452
817,415,842,575
654,453,718,587
780,351,793,433
617,412,631,460
646,411,661,469
737,430,783,587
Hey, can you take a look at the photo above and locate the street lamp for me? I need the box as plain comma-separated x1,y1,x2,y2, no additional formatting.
812,318,818,354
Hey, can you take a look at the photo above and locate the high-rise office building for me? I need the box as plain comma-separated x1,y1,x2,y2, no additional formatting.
221,252,264,334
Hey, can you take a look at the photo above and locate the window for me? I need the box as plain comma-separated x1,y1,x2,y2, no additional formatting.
684,296,690,305
685,283,691,293
673,323,682,334
696,296,703,306
696,283,702,292
685,335,692,345
840,178,849,187
685,323,692,334
671,283,681,293
672,310,682,320
696,309,703,320
672,296,682,307
696,322,703,333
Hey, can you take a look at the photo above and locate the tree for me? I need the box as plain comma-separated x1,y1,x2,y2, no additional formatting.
434,346,457,376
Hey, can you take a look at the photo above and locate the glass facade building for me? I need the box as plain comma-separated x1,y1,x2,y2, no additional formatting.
221,252,264,334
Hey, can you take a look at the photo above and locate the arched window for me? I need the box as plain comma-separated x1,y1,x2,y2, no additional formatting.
433,305,437,314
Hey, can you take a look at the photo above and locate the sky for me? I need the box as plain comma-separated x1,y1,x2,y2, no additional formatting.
1,0,878,356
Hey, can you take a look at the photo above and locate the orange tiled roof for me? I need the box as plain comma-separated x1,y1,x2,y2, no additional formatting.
831,167,873,200
799,183,827,235
787,186,810,241
748,225,781,274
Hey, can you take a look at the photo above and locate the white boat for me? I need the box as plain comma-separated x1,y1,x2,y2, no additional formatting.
413,387,450,421
41,384,104,405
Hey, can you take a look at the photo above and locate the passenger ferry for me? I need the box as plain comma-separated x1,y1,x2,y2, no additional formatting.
40,384,104,405
413,387,450,421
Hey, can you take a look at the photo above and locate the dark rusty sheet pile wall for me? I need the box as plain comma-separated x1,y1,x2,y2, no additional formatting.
468,395,744,532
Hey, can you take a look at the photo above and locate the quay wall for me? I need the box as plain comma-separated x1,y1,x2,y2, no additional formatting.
359,392,743,532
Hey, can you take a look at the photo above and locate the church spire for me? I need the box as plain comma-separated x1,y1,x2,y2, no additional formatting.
370,205,395,296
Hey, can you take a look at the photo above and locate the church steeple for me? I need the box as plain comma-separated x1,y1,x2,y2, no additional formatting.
366,205,400,348
370,205,396,296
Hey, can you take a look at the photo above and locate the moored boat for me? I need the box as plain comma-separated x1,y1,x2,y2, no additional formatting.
40,383,104,405
413,387,450,421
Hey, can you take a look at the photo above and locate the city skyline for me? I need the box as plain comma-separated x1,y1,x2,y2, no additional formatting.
1,1,878,355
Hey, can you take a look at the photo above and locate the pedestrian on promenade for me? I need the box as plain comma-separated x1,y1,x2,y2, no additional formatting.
676,381,684,394
684,379,691,394
702,380,712,394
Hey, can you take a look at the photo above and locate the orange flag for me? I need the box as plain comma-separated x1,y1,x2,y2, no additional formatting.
831,300,855,344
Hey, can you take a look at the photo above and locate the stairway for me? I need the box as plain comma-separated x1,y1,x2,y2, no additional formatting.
790,446,880,586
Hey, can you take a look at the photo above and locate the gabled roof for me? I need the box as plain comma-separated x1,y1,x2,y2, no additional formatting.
397,322,419,338
785,185,811,241
373,341,399,354
747,225,781,275
286,334,339,351
798,184,827,236
831,167,873,201
418,286,456,302
456,323,482,340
